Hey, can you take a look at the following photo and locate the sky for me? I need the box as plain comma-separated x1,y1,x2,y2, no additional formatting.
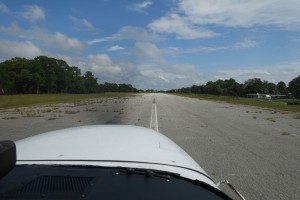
0,0,300,90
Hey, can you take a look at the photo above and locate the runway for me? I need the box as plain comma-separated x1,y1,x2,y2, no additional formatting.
1,93,299,199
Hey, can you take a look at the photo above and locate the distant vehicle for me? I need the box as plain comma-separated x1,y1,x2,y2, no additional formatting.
247,93,286,99
265,94,271,100
0,125,245,199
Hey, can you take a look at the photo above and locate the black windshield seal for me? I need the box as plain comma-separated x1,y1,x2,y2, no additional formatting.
17,159,215,183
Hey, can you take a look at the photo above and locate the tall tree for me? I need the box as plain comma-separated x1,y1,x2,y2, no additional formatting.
84,71,98,93
244,78,264,94
277,81,287,95
224,78,240,96
0,78,5,94
267,82,277,94
206,81,221,95
289,75,300,98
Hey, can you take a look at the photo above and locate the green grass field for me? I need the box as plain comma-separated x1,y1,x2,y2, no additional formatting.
175,94,300,113
0,93,135,109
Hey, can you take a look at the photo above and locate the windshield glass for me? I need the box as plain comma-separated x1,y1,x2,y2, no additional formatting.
0,165,231,200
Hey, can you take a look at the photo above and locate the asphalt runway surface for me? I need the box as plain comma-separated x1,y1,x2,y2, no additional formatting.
1,93,300,199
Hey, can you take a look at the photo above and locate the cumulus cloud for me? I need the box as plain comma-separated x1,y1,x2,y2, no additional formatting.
179,0,300,29
0,23,85,50
57,48,300,90
128,1,153,13
0,23,22,35
109,45,124,51
69,42,204,90
135,63,204,89
214,61,300,84
54,32,85,50
126,42,204,89
119,26,157,41
149,14,219,39
134,42,161,60
149,0,300,39
20,5,45,22
0,40,42,60
69,16,94,30
43,50,300,90
87,54,122,75
70,54,140,85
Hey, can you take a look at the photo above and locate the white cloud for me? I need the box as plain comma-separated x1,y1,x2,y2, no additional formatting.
0,23,23,36
128,1,153,13
136,1,152,8
88,26,157,45
87,36,117,45
0,23,85,50
215,69,270,80
20,5,45,22
0,3,45,22
54,32,85,50
127,42,204,89
109,45,124,51
119,26,157,41
81,19,93,29
186,46,226,53
52,50,300,90
87,54,122,75
158,75,170,83
134,42,161,59
72,42,204,90
149,0,300,39
0,2,8,12
63,54,140,85
148,14,219,39
215,61,300,84
161,39,260,55
69,16,94,30
0,40,42,59
168,47,179,51
234,38,260,49
130,43,193,88
185,39,260,53
43,49,300,90
179,0,300,29
137,63,204,89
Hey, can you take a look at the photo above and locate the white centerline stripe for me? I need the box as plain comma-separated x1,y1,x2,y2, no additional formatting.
150,97,159,132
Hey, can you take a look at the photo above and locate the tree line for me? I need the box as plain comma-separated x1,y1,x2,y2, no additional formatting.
167,76,300,99
0,56,138,94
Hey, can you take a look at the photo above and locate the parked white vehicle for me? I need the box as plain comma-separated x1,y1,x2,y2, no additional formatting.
0,125,245,199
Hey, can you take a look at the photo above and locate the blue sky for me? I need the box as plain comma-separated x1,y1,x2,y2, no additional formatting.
1,0,300,89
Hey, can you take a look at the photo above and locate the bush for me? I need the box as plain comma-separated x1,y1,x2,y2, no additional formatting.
287,101,300,105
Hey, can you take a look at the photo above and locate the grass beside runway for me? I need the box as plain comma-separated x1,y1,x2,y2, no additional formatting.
0,93,136,109
174,94,300,113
